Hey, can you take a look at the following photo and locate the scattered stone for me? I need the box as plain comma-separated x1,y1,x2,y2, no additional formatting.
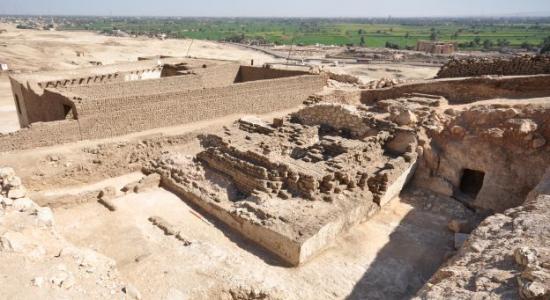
518,278,548,299
0,196,13,206
47,154,61,162
7,187,27,199
391,109,418,126
386,129,417,155
134,173,161,193
514,247,538,267
0,167,15,181
149,216,178,236
278,190,290,200
123,284,142,300
98,198,117,212
0,231,30,252
98,186,117,200
273,118,284,128
31,277,44,287
121,182,138,193
62,274,76,289
507,118,538,134
35,207,54,226
175,233,192,246
12,197,35,212
78,250,100,273
6,176,22,188
50,271,74,288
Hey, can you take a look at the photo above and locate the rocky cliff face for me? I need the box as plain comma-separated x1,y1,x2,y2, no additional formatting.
416,169,550,300
414,103,550,213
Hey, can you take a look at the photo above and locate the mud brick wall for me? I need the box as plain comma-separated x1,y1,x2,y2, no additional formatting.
293,103,371,138
437,55,550,78
59,75,206,100
9,67,164,127
194,63,241,87
76,75,325,140
58,64,241,100
360,75,550,104
0,71,324,152
236,66,310,83
0,120,81,152
11,80,69,126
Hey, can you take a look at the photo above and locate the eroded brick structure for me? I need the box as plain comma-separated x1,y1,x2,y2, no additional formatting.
2,58,326,152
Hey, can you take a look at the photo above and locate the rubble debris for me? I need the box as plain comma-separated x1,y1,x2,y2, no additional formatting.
98,198,117,212
362,77,404,89
123,284,143,300
0,167,125,298
148,216,192,246
149,216,179,236
146,101,420,265
123,174,161,194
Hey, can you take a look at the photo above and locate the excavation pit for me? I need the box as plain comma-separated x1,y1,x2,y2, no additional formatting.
44,178,467,299
2,57,550,299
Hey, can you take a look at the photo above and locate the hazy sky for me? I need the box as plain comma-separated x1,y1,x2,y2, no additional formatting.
1,0,550,17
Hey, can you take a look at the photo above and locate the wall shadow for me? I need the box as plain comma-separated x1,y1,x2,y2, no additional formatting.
346,189,463,300
163,185,291,268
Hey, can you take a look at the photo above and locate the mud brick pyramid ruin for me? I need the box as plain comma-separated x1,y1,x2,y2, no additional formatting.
1,55,549,299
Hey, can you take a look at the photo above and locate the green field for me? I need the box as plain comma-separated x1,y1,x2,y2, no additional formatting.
58,17,550,50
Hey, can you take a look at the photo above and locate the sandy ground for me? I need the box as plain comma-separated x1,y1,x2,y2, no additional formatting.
0,24,279,72
0,23,282,134
0,102,471,298
52,184,463,299
0,23,439,134
329,63,439,83
0,24,457,299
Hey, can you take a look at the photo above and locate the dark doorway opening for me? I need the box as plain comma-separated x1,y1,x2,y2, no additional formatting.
459,169,485,198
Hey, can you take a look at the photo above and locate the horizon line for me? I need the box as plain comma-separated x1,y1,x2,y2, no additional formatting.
2,14,550,19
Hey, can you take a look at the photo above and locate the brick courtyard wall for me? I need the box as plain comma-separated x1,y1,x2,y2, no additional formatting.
0,120,81,152
0,74,326,152
360,75,550,104
76,74,325,139
437,55,550,78
236,66,310,82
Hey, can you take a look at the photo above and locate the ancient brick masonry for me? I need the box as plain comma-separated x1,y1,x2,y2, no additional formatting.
145,101,422,265
437,55,550,78
0,58,326,152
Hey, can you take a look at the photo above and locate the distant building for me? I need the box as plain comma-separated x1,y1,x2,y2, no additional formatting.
0,63,8,71
416,41,456,54
112,30,130,38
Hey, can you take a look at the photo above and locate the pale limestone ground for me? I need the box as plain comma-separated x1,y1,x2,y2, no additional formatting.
327,63,439,84
0,24,279,72
52,185,464,299
0,24,456,299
